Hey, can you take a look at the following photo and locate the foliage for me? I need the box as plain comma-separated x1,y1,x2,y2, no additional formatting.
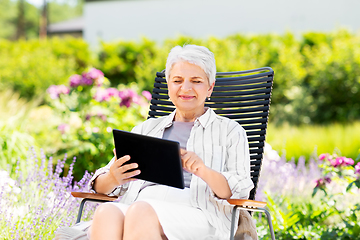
0,0,83,40
0,150,98,239
1,30,360,123
83,30,360,124
255,150,360,239
45,68,150,180
0,90,40,171
0,0,39,40
48,0,83,24
266,122,360,161
0,37,92,98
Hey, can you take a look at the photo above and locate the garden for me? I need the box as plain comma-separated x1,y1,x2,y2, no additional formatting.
0,30,360,239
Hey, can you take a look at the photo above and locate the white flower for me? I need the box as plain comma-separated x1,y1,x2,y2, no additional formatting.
0,170,21,194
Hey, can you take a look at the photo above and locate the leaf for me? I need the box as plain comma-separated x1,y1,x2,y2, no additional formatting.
356,152,360,161
355,179,360,189
312,187,319,197
346,182,355,192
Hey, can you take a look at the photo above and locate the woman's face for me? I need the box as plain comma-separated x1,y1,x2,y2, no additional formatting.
168,61,214,116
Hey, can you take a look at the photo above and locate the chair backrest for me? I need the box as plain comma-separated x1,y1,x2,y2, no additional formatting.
148,67,274,200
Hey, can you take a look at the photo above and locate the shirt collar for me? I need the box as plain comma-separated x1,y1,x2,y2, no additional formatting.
160,107,217,130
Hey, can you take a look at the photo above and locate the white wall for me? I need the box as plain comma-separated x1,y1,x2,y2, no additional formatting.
84,0,360,47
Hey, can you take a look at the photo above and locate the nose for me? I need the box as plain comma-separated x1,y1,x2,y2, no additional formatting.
181,80,192,91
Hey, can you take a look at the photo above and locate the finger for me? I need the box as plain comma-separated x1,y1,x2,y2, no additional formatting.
119,163,138,173
113,148,117,160
181,155,190,168
117,155,131,165
180,148,187,156
122,169,141,180
185,158,196,170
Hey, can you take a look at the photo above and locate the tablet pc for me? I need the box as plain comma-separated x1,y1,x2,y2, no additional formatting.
113,129,185,189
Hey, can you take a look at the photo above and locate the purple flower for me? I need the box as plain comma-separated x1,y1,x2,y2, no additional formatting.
315,177,331,188
47,85,70,99
142,91,152,101
80,76,93,86
119,89,141,108
82,68,104,86
355,162,360,174
57,124,69,134
69,74,82,88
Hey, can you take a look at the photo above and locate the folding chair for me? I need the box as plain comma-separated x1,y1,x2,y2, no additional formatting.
71,67,275,240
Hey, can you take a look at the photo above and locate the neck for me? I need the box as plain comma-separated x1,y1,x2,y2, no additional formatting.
174,108,207,122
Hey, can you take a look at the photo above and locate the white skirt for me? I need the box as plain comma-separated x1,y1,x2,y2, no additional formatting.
110,185,216,240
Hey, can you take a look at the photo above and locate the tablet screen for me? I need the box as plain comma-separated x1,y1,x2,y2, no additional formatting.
113,129,185,189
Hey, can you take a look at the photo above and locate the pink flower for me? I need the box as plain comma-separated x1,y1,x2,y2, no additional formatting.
319,153,328,161
84,68,104,80
93,88,109,102
58,123,70,134
47,85,70,99
107,88,119,97
355,162,360,174
330,157,354,167
94,88,119,102
69,74,82,88
344,157,354,166
142,91,152,101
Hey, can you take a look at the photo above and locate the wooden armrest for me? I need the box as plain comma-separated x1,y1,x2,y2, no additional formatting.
71,192,118,201
227,199,267,208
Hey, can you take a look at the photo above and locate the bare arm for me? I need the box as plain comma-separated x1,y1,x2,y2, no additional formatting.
93,151,141,195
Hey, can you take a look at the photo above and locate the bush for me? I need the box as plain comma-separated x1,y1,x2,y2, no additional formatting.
0,37,91,99
45,68,151,180
2,30,360,124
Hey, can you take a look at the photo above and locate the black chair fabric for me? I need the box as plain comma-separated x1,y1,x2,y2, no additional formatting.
148,67,274,201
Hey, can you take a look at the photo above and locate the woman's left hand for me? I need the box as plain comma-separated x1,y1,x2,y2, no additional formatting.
180,148,209,178
180,148,232,199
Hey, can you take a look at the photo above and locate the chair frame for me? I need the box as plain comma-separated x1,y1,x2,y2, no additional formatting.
71,67,276,240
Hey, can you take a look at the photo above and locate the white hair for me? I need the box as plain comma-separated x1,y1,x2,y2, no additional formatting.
165,45,216,85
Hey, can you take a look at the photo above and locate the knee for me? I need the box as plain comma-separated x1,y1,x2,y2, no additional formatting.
93,202,123,221
126,201,155,219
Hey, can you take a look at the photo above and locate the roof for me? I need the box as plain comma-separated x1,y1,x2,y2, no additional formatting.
47,17,84,33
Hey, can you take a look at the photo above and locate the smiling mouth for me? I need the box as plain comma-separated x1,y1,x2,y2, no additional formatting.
179,95,195,100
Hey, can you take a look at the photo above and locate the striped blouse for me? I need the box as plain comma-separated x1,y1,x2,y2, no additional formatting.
88,108,254,239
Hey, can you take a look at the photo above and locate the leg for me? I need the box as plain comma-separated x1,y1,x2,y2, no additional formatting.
123,201,167,240
90,202,125,240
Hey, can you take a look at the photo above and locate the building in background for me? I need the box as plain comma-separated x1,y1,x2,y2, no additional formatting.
47,17,83,38
49,0,360,47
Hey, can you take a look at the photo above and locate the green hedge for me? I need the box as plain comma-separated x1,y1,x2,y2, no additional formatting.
1,30,360,124
0,38,91,98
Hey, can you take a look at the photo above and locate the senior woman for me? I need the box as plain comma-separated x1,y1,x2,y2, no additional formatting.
89,45,254,240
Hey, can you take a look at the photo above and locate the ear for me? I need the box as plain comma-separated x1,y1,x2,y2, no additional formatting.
208,81,215,95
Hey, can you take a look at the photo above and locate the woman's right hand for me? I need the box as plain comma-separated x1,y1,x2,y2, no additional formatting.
93,149,141,194
108,149,141,186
